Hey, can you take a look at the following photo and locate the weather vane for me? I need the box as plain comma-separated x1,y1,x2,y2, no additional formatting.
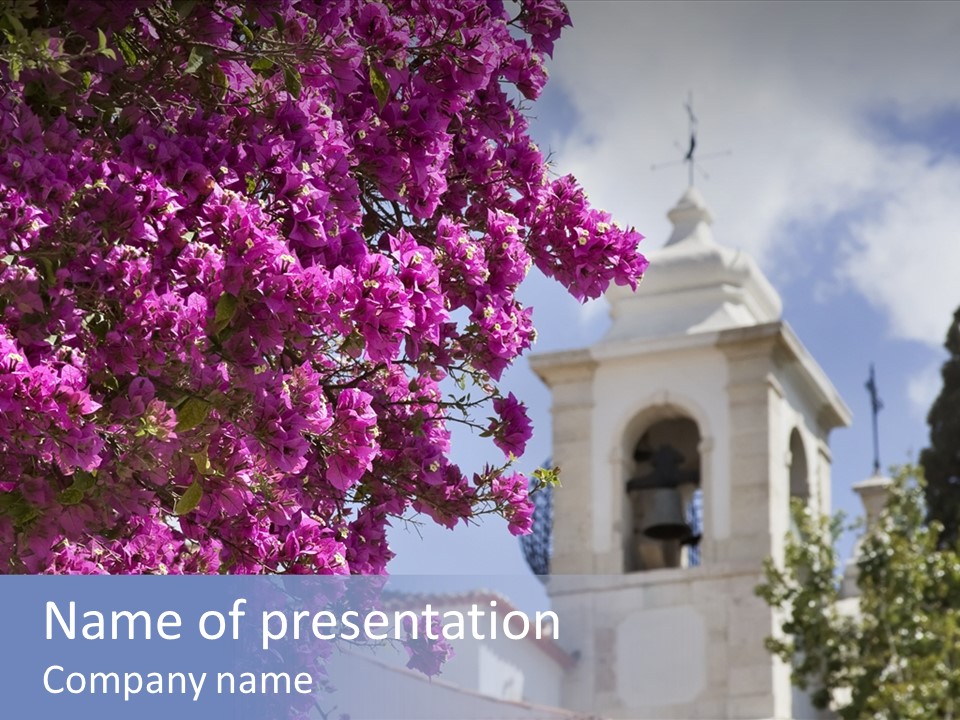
865,363,884,475
651,91,730,186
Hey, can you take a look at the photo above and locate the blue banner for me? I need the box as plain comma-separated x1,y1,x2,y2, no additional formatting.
0,575,565,720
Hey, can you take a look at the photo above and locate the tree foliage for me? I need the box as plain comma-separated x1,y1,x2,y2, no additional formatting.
757,467,960,719
921,306,960,547
0,0,647,574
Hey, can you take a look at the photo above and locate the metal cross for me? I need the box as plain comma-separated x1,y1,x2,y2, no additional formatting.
627,445,698,491
865,363,884,475
683,92,698,187
651,91,730,186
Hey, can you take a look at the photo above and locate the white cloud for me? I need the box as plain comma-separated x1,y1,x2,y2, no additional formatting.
539,1,960,346
578,296,609,329
842,158,960,345
907,361,943,420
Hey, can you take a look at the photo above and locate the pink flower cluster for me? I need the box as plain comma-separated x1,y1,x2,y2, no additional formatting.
403,615,456,677
0,0,647,575
489,472,536,536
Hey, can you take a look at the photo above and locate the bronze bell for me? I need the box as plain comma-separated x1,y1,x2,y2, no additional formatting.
640,487,692,541
627,445,697,542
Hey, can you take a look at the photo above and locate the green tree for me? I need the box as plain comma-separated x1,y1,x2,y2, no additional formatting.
756,466,960,720
921,307,960,547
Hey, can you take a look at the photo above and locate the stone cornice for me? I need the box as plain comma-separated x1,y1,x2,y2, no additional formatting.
717,321,852,431
528,347,598,388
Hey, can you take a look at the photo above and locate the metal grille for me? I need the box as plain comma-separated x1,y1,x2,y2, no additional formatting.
686,487,703,567
520,469,553,577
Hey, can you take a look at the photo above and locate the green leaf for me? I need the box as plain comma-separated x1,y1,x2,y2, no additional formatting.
83,311,110,340
115,34,137,65
95,28,116,59
283,66,302,99
532,465,561,489
233,17,255,43
5,11,27,39
189,447,214,476
209,64,229,101
73,471,97,491
250,57,274,73
58,486,85,506
37,256,55,284
369,65,390,111
175,397,210,432
173,0,198,20
174,481,203,516
185,46,204,75
58,472,96,506
213,292,238,335
8,55,21,82
0,491,39,527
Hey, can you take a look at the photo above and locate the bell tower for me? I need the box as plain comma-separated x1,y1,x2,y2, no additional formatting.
530,187,851,719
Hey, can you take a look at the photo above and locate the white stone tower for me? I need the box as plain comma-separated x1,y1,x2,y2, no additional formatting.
530,187,851,719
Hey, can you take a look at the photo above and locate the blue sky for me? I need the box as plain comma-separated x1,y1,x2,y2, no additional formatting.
387,2,960,610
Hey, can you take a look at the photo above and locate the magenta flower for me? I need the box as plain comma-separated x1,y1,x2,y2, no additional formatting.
489,392,534,458
403,616,455,677
0,0,645,581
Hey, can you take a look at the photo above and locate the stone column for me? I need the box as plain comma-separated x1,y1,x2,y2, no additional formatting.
840,473,892,598
530,349,598,574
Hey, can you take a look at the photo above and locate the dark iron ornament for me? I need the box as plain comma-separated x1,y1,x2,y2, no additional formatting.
649,91,731,186
865,363,884,475
520,463,554,578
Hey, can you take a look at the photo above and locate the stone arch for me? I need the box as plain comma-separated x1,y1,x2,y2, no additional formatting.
788,427,810,503
786,425,823,717
611,392,712,572
614,391,713,458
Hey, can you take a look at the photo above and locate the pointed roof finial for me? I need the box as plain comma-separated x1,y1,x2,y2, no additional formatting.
665,186,714,247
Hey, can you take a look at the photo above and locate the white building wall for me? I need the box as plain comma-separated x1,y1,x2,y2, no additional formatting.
372,600,567,709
